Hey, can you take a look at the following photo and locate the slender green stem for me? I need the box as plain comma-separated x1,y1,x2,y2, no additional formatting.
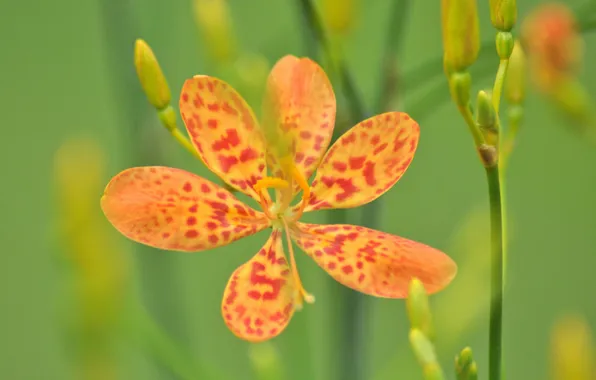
373,0,411,113
492,60,509,114
125,303,227,380
98,0,192,377
459,104,485,148
485,166,504,380
296,0,366,123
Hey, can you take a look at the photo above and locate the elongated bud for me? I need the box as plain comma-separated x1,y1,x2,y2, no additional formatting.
551,314,595,380
322,0,356,35
455,347,478,380
490,0,517,32
476,90,498,145
193,0,236,63
505,41,526,105
448,72,472,108
407,278,434,341
495,31,514,60
134,39,171,110
441,0,480,72
409,329,445,380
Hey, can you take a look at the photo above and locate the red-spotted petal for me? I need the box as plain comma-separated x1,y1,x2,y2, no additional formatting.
262,55,336,188
100,166,268,252
304,112,419,211
222,230,295,342
180,76,266,200
291,223,457,298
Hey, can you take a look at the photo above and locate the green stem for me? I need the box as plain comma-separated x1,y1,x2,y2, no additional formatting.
485,166,504,380
373,0,411,113
125,303,227,380
295,4,370,380
492,60,509,114
296,0,367,123
98,0,192,377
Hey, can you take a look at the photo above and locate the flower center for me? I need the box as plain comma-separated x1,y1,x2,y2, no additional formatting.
253,165,314,309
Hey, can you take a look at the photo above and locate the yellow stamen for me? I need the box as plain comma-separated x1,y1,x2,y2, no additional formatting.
254,177,290,193
282,219,315,309
288,165,311,223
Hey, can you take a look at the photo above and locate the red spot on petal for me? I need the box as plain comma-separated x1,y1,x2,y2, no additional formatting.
332,161,347,172
189,204,198,213
342,265,354,274
207,119,218,129
187,216,197,226
201,183,211,193
363,162,376,186
183,182,193,192
185,230,199,238
349,156,366,170
209,234,219,244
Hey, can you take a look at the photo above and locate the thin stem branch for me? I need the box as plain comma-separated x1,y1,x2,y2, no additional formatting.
486,166,504,380
296,0,366,123
373,0,411,113
492,60,509,114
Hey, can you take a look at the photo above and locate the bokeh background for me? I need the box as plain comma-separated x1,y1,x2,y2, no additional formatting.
2,0,596,379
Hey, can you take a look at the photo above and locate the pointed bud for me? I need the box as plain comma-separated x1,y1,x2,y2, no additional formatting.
455,347,478,380
505,41,526,105
409,329,446,380
322,0,356,35
448,71,472,108
495,31,514,60
476,90,498,145
193,0,236,63
490,0,517,32
134,39,171,110
407,278,434,341
441,0,480,72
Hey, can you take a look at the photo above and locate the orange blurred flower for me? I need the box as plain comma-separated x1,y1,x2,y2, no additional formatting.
101,56,457,342
521,2,583,91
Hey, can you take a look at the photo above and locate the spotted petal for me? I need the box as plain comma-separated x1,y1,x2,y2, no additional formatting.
304,112,419,211
222,230,295,342
262,55,336,189
291,223,457,298
100,166,268,252
180,76,266,200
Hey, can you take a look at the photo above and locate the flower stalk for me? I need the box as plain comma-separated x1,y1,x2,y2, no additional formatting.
441,1,513,379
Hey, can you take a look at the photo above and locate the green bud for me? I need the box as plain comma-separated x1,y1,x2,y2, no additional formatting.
448,72,472,109
406,278,434,341
476,90,498,145
505,41,526,105
490,0,517,31
157,105,177,133
410,329,438,366
442,0,480,72
496,31,514,60
455,347,478,380
134,39,171,110
423,363,446,380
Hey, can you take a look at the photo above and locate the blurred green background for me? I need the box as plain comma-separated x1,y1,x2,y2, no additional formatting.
2,0,596,379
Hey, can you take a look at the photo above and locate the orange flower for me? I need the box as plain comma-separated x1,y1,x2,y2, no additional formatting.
101,56,457,342
521,2,583,90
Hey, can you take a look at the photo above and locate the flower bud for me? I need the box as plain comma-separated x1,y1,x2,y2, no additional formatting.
407,278,434,341
490,0,517,31
134,39,171,110
476,90,498,146
505,41,526,105
322,0,356,35
456,347,478,380
193,0,236,63
441,0,480,72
